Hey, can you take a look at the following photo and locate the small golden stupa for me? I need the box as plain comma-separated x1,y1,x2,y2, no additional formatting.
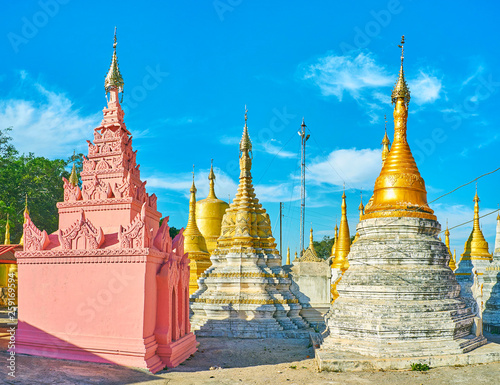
444,222,457,271
331,189,350,271
461,189,492,261
183,171,210,295
195,161,229,254
363,36,435,221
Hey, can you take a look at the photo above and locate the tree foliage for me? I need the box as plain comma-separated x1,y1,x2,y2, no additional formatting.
0,128,72,243
313,236,334,259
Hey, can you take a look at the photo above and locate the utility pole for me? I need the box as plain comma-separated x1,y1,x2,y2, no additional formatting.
279,202,283,259
298,118,310,257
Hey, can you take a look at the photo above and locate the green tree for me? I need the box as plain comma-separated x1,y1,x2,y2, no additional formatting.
0,128,71,243
313,236,335,260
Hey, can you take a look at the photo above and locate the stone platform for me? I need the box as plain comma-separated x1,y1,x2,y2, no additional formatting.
315,332,500,372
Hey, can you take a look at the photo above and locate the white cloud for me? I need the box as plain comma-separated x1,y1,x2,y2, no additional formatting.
0,75,100,158
220,135,240,146
306,148,382,190
261,140,297,159
302,52,392,100
409,71,442,105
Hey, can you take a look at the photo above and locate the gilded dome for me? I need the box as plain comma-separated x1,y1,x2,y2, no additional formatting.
196,163,229,254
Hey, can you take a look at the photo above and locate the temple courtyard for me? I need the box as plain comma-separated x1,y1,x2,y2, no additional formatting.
0,311,498,385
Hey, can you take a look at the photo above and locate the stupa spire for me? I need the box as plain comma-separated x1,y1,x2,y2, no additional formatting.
364,36,435,221
69,151,78,187
4,214,11,245
207,159,217,199
105,27,124,97
331,188,350,271
462,187,491,260
286,246,291,265
381,115,391,162
445,221,457,270
19,194,29,245
331,221,338,258
183,167,208,255
309,228,315,252
358,191,364,220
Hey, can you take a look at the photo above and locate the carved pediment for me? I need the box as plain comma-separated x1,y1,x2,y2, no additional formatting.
118,202,152,248
58,210,105,250
23,211,50,252
62,177,82,202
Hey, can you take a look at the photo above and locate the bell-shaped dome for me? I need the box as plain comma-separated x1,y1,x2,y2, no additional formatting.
196,162,229,254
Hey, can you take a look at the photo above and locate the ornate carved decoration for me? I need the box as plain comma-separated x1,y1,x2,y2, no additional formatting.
23,211,50,252
82,175,113,200
58,210,105,250
62,177,82,202
118,202,151,248
153,216,172,253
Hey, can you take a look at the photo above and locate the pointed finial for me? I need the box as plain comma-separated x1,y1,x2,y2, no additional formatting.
4,213,11,245
391,35,410,105
398,35,405,64
191,165,196,193
294,251,298,261
69,150,78,187
301,117,306,127
105,27,124,95
384,114,387,131
286,247,291,265
209,159,215,179
240,106,252,153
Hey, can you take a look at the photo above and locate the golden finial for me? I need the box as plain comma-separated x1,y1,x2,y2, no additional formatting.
105,27,124,95
191,165,196,194
286,247,291,265
391,35,410,106
207,159,217,199
240,106,252,154
19,194,29,245
294,251,298,261
4,213,11,245
69,150,78,187
309,227,315,251
358,191,364,219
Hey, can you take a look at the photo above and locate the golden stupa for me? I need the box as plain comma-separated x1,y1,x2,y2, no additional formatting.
363,36,435,221
195,161,229,254
461,189,492,261
183,172,210,295
331,190,350,271
214,111,277,253
444,222,457,270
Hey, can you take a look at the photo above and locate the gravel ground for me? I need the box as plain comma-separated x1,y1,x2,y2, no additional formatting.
1,334,500,385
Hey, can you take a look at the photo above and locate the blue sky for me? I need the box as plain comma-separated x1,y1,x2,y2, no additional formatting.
1,1,499,256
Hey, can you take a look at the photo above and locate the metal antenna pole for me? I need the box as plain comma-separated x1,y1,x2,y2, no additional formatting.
279,202,283,259
298,118,309,257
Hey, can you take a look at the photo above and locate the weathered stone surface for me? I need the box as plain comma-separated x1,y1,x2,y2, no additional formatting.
287,261,331,326
319,217,486,360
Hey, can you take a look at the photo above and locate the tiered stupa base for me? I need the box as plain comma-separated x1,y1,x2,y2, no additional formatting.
317,217,488,370
190,250,309,338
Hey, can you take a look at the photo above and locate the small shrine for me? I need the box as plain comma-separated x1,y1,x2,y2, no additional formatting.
15,31,196,372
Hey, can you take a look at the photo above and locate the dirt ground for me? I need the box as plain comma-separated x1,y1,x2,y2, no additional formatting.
1,333,500,385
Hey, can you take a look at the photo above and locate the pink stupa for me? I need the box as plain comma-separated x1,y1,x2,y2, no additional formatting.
15,30,197,373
